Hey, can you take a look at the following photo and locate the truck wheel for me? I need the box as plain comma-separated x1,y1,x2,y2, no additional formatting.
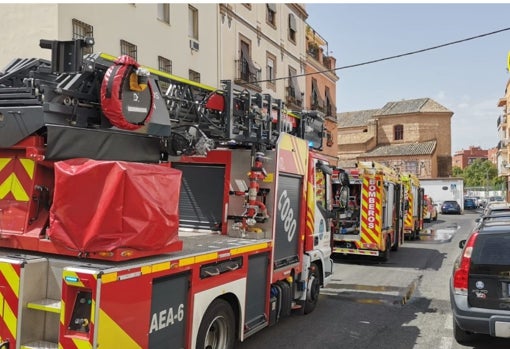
380,236,391,262
391,230,400,251
196,298,235,349
304,263,320,314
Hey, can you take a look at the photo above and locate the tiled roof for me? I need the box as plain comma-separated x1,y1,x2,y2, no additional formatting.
363,140,437,157
376,98,451,116
338,132,373,145
337,98,452,128
337,109,379,127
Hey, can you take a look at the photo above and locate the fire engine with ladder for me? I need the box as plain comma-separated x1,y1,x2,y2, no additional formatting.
0,38,338,349
400,172,424,240
331,161,405,261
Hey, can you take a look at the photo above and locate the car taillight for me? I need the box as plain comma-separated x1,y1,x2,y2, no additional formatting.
453,232,479,295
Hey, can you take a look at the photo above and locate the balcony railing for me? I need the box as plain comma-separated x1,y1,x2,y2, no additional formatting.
286,86,303,108
234,59,261,91
310,96,325,113
498,114,507,128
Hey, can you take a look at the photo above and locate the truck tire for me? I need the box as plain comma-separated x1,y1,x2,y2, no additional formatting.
196,298,235,349
304,263,320,314
380,236,391,262
391,232,399,251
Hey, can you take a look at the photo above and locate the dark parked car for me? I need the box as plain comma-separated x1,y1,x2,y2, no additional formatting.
441,200,461,214
450,221,510,344
464,198,477,210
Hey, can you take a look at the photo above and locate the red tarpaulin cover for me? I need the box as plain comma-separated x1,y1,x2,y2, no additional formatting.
48,159,182,253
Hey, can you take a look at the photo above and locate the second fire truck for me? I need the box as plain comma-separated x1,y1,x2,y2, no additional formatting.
331,161,405,261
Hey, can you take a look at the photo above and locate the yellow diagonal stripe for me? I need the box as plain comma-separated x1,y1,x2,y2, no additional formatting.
72,337,93,349
0,292,17,341
19,159,35,179
0,158,11,172
0,174,29,201
98,308,141,348
0,263,20,299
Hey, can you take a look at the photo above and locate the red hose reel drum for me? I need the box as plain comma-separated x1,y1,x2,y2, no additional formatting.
100,55,154,130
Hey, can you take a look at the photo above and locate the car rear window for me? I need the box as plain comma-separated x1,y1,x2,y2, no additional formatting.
471,232,510,266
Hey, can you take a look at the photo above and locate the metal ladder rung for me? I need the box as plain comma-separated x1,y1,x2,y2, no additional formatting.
21,340,58,349
27,298,61,314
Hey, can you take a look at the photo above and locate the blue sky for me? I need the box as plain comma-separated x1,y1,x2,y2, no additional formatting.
306,3,510,152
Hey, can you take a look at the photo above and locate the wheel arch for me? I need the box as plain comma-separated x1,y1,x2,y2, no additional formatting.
191,279,245,348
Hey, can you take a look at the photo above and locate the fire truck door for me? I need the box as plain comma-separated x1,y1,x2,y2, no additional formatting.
149,271,189,349
274,174,302,269
385,184,395,228
245,252,269,330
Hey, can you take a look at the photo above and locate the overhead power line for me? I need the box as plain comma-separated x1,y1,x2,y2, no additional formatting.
253,26,510,85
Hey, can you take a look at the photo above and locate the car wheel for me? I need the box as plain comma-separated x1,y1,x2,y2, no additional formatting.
453,318,473,345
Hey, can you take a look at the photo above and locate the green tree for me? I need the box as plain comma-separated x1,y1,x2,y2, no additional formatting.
452,166,463,177
460,159,503,189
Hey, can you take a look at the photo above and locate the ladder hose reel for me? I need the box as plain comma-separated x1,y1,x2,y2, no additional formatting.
100,55,154,130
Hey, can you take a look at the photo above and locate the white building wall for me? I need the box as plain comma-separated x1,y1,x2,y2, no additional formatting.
420,178,464,209
1,3,309,103
0,4,219,87
0,4,59,66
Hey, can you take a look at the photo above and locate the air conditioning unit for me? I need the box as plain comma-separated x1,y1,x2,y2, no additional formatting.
190,40,199,51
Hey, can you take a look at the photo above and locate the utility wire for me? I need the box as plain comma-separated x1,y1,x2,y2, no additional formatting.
252,26,510,84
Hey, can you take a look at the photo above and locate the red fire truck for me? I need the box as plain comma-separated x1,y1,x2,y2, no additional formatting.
401,172,424,240
331,161,405,261
0,38,336,349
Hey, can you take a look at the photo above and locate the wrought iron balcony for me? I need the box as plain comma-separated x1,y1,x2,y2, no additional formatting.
234,59,261,91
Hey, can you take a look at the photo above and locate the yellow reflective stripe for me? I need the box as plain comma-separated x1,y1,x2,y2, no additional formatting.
98,52,215,92
0,158,32,201
9,174,29,201
0,158,11,172
230,243,269,255
71,337,93,349
2,295,17,341
98,308,141,348
0,263,19,299
0,174,13,200
19,159,35,179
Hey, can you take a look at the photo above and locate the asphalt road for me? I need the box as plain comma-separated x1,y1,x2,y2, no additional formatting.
237,209,510,349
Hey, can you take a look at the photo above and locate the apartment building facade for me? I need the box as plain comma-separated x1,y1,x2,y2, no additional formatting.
1,4,338,157
497,77,510,200
452,146,489,169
